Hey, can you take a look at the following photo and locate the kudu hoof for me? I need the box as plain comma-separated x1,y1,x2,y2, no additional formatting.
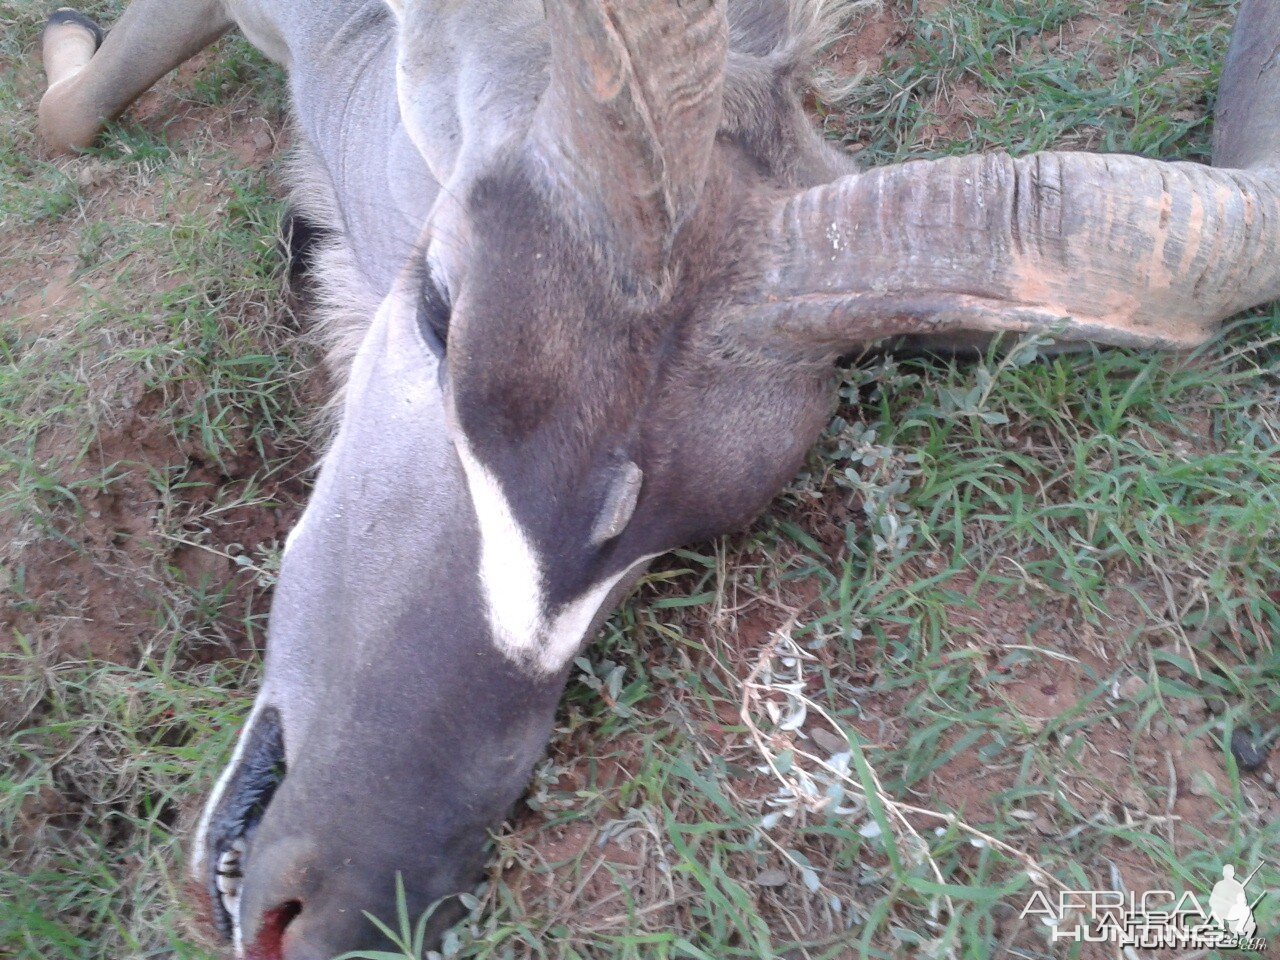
38,8,106,153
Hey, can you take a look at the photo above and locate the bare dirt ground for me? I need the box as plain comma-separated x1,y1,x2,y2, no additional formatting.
2,47,312,667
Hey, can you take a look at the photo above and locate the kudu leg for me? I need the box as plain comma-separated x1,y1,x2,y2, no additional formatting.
38,0,233,152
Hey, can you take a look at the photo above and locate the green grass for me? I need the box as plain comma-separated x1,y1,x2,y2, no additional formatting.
830,0,1236,163
3,0,1279,959
2,1,305,956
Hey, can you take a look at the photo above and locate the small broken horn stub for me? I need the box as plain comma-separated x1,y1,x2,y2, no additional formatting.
43,8,104,49
590,460,644,546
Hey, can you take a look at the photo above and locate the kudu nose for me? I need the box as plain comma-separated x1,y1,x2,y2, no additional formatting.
239,835,392,960
243,899,301,960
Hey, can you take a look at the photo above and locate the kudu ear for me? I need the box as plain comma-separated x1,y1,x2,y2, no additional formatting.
727,0,1280,362
531,0,729,288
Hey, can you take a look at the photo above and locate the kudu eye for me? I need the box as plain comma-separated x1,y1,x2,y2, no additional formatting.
417,274,452,358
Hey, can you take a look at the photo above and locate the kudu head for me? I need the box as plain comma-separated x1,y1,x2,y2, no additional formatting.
189,0,1280,956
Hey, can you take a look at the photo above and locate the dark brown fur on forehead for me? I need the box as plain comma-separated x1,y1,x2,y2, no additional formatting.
448,149,738,464
445,142,834,606
450,168,661,450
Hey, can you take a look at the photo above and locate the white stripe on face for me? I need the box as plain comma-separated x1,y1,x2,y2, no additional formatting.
455,436,544,657
455,438,648,675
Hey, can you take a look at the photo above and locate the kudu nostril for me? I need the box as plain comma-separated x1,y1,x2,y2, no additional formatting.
246,899,302,960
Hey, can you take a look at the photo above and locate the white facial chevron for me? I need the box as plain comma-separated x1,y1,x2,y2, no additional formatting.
455,437,544,655
455,438,649,674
